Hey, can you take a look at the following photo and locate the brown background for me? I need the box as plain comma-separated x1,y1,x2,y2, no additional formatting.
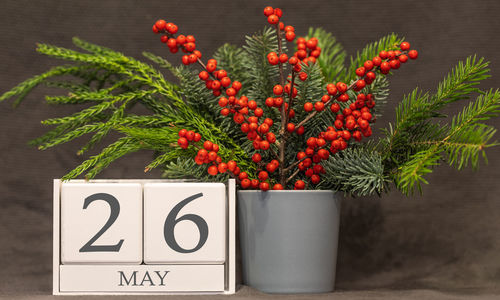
1,0,500,298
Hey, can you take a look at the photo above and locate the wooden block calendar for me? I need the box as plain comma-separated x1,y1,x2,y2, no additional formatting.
53,179,236,295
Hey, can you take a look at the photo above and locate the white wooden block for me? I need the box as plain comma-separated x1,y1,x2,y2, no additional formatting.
61,182,142,264
59,264,225,292
144,183,226,264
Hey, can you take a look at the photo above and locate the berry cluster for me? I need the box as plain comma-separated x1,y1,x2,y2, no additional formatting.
154,6,419,190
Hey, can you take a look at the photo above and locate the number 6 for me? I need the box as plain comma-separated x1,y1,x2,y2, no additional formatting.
163,193,209,253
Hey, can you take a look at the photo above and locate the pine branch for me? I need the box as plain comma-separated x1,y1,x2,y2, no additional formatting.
323,147,389,196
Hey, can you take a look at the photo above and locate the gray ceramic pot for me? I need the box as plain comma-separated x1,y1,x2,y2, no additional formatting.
238,190,341,294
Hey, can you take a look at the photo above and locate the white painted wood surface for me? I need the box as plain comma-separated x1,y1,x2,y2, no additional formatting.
60,182,142,264
143,183,226,264
60,264,225,292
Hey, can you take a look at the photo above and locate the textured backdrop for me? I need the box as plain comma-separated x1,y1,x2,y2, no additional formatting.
1,0,500,297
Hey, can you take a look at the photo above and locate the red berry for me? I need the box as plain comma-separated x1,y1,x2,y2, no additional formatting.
285,31,296,41
288,56,299,65
194,133,201,142
372,56,382,66
259,182,270,191
299,72,308,81
177,137,188,149
364,60,374,70
399,54,409,63
218,163,228,173
266,162,278,173
365,71,376,81
306,38,318,49
208,165,218,175
400,41,411,51
326,83,337,95
186,35,196,43
167,23,178,34
232,81,242,91
273,183,284,190
314,102,325,111
152,25,159,33
226,88,237,96
336,82,347,93
206,62,216,73
304,102,313,112
296,126,305,135
198,71,209,81
268,14,279,24
311,174,321,184
278,53,289,63
273,84,283,95
181,55,190,65
274,8,283,18
263,6,274,16
258,171,269,181
338,93,349,102
380,61,391,74
266,132,277,143
265,97,274,107
155,19,166,30
260,140,270,150
379,51,388,59
176,35,186,44
178,129,187,137
408,50,418,59
251,179,260,188
241,178,251,189
355,67,366,77
355,79,366,90
294,180,305,190
268,54,279,65
203,140,213,151
389,59,400,69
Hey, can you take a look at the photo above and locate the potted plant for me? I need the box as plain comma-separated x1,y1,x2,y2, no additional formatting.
1,5,499,294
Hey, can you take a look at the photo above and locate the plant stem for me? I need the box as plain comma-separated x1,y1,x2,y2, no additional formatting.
275,24,288,186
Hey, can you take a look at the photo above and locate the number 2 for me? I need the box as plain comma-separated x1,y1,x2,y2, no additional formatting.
79,193,124,252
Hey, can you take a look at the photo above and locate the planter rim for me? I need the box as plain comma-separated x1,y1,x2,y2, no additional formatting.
237,189,335,194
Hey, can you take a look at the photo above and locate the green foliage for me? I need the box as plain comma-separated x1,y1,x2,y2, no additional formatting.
1,26,498,197
322,147,389,196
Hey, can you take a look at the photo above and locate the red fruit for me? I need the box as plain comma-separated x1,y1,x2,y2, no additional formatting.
364,60,374,70
304,102,313,112
379,50,388,59
355,80,366,90
366,71,376,81
227,160,237,172
177,137,188,149
274,8,283,18
389,59,400,69
279,53,288,63
266,132,276,143
336,82,347,93
296,126,305,135
307,137,317,148
314,102,325,111
299,72,308,81
207,165,218,175
287,123,296,132
399,54,409,63
218,163,228,173
254,107,264,117
294,180,306,190
252,153,262,163
184,42,196,52
372,56,382,66
206,62,216,73
251,179,260,188
273,97,283,107
152,25,159,33
194,50,202,58
241,178,251,189
181,55,190,65
273,84,283,95
186,35,196,43
194,133,201,142
338,93,349,102
359,119,369,129
266,163,277,173
268,54,279,65
199,71,209,81
155,19,166,30
355,67,366,77
259,182,270,191
239,172,249,180
232,81,242,91
185,130,195,141
260,140,270,150
380,61,391,74
334,119,343,129
178,129,187,137
203,140,213,151
400,41,411,51
387,50,396,60
285,31,296,41
288,56,299,65
208,151,218,161
268,14,279,24
361,112,372,121
248,100,258,110
220,76,231,87
330,103,340,113
265,97,274,107
297,151,306,160
306,38,318,49
273,184,284,190
311,174,321,184
226,88,237,96
176,35,186,44
326,83,337,95
316,138,326,147
321,94,331,103
220,108,230,116
258,171,269,181
263,6,274,16
408,50,418,59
